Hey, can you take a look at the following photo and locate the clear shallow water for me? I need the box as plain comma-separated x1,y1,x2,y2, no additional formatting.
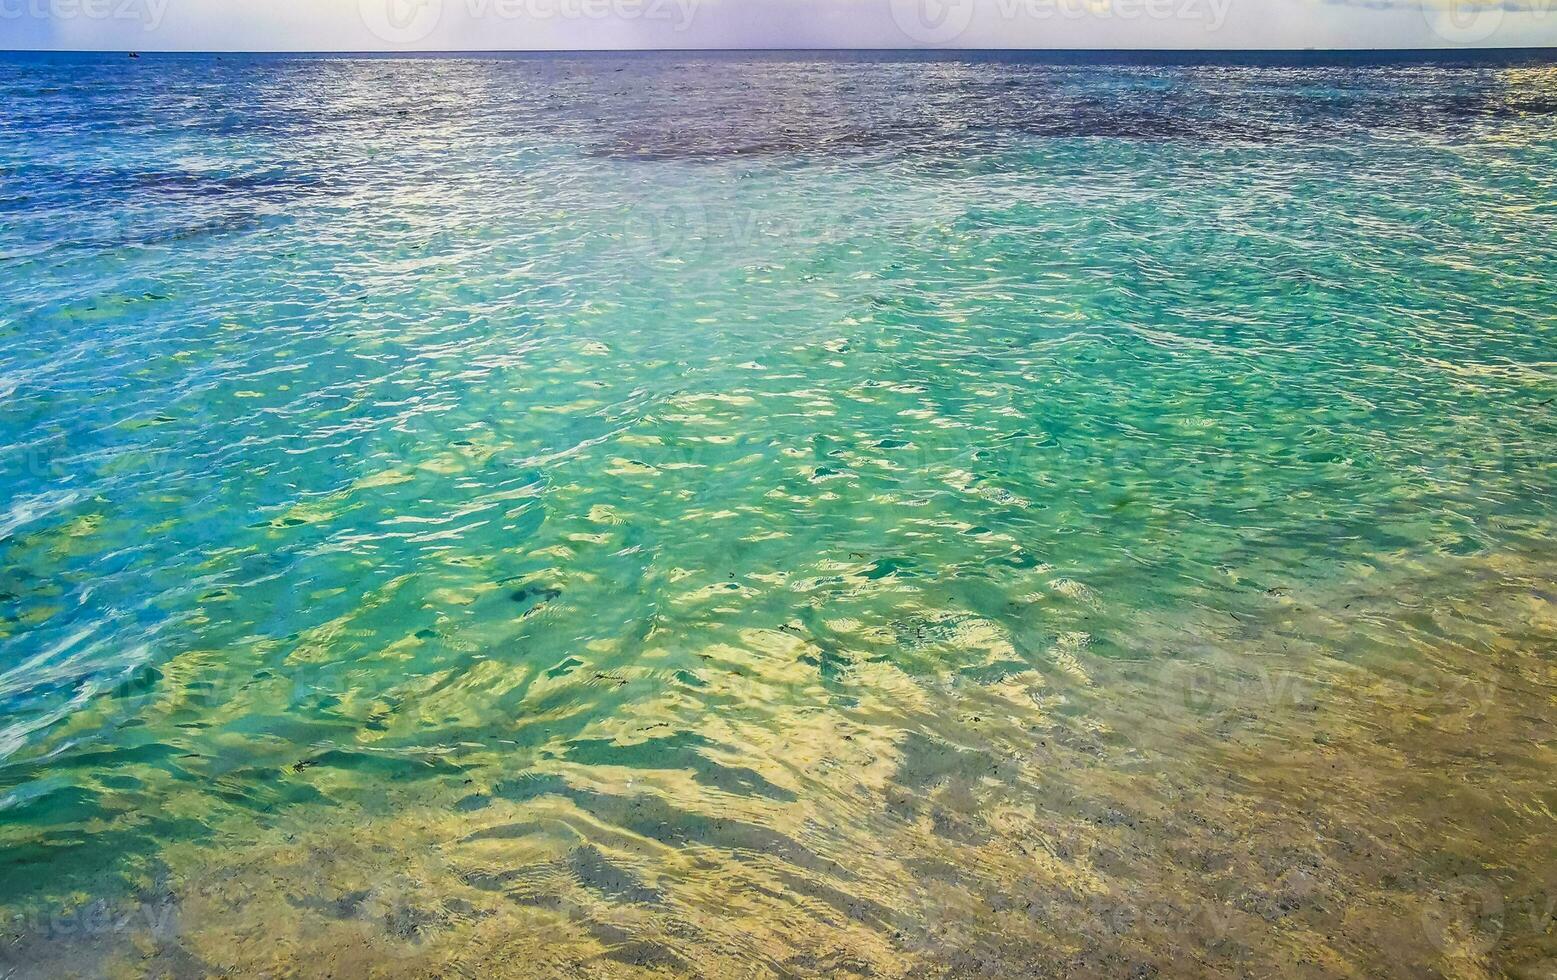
1,51,1556,977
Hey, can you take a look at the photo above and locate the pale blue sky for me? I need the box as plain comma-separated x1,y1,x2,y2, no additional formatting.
2,0,1553,50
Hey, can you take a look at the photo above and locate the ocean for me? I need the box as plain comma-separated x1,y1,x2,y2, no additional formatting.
1,50,1555,976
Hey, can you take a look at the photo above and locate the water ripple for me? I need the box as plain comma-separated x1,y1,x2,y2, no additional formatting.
0,51,1555,979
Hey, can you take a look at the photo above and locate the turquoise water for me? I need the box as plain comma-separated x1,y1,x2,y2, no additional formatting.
2,52,1556,977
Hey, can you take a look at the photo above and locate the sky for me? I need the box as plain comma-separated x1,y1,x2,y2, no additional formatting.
1,0,1554,51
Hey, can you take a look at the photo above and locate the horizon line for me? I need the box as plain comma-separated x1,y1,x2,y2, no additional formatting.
6,45,1557,56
